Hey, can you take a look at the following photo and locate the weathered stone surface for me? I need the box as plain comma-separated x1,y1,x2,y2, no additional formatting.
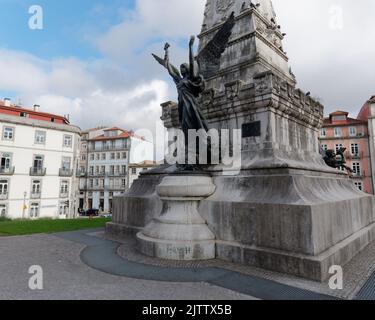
108,168,375,280
107,0,375,281
136,175,217,261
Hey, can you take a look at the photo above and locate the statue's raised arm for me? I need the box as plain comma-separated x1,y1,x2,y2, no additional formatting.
152,43,181,83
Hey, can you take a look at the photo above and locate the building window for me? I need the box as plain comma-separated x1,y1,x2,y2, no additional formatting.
117,153,121,160
349,127,357,137
321,144,328,151
0,153,12,173
60,180,69,196
0,204,7,217
335,144,343,152
122,152,127,159
320,128,326,137
35,130,46,145
351,143,359,156
0,179,9,199
102,153,106,160
62,157,71,170
96,153,100,161
89,179,94,188
334,128,342,137
110,153,115,160
2,127,14,141
110,165,115,175
31,180,42,197
63,135,73,148
333,115,346,121
81,155,86,161
29,203,40,218
90,154,95,161
354,182,363,191
122,179,126,188
121,165,127,174
352,162,361,176
132,168,137,175
33,155,44,169
59,201,69,217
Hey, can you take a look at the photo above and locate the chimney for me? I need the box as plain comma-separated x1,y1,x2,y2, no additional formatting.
4,98,11,107
33,104,40,112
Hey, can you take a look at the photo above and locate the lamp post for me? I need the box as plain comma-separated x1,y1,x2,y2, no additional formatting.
22,191,27,219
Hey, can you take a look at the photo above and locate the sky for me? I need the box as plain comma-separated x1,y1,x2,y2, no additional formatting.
0,0,374,132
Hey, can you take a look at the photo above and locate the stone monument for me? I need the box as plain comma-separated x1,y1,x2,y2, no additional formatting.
107,0,375,281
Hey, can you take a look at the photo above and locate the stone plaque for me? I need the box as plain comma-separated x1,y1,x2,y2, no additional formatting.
242,121,261,138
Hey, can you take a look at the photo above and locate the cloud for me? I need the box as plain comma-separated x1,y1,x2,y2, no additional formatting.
1,0,374,135
273,0,375,114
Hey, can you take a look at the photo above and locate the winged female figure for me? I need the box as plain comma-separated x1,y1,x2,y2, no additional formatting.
152,12,235,170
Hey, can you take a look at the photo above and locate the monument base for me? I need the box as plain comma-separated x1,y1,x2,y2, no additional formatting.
107,166,375,281
135,175,217,261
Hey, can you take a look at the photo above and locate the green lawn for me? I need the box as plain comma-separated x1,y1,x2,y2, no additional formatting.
0,218,111,236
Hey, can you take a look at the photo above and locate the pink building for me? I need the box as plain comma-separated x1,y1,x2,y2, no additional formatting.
319,110,373,194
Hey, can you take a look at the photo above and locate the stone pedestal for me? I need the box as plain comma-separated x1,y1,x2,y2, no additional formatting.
106,0,375,281
136,175,216,261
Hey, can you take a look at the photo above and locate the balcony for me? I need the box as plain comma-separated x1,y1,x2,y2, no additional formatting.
107,171,127,177
30,167,46,176
88,172,107,178
30,192,41,199
0,193,8,200
0,166,15,175
105,185,126,191
76,170,87,177
60,191,69,198
88,145,129,152
59,168,74,177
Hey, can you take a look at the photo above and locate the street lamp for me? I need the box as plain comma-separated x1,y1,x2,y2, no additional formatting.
22,191,27,219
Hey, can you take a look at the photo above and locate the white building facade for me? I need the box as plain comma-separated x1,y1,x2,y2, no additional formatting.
0,102,80,219
78,127,153,213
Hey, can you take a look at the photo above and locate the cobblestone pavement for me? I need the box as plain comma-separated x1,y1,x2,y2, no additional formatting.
102,231,375,300
0,232,254,300
2,228,375,300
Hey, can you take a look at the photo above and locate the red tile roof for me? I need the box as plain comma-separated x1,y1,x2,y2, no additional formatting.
329,110,349,116
103,127,123,131
357,96,375,121
89,131,131,141
323,117,366,126
0,100,69,124
89,129,146,142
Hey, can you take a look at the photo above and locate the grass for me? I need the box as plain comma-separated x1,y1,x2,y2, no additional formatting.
0,218,111,236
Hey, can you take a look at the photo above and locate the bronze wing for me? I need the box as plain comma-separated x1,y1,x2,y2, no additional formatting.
197,12,235,79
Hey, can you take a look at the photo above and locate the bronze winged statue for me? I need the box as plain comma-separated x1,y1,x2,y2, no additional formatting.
152,12,235,170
